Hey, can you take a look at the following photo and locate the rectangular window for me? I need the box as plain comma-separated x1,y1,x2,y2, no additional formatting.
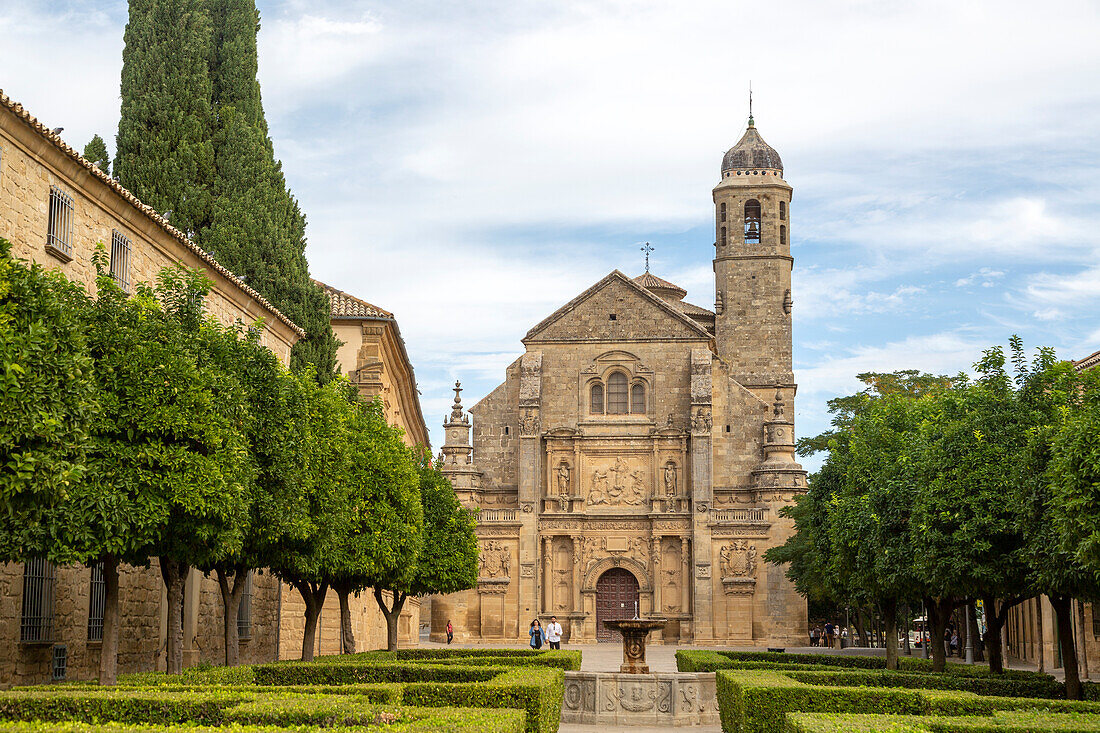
87,563,106,642
20,558,56,643
46,186,74,261
110,230,132,293
237,571,253,640
1093,603,1100,640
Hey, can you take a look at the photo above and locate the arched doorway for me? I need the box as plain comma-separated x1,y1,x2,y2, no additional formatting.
596,568,640,641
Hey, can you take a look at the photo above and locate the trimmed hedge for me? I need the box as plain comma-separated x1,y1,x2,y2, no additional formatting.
678,650,1045,680
401,667,564,733
0,706,524,732
250,661,500,685
784,711,1100,732
717,670,1100,733
786,670,1063,699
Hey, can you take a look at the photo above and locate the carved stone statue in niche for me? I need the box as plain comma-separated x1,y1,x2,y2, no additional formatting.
664,462,677,496
479,540,511,579
720,540,758,579
557,462,571,495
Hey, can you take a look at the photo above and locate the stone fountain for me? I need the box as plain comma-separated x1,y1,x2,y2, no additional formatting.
560,617,719,727
603,618,667,674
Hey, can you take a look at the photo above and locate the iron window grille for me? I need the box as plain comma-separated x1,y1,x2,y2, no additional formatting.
630,383,646,414
1093,603,1100,640
20,558,56,644
590,383,605,414
110,230,132,293
606,372,629,414
87,563,106,642
46,186,74,260
237,571,253,640
52,645,67,681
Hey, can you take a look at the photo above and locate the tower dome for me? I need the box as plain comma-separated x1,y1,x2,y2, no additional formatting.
721,119,783,175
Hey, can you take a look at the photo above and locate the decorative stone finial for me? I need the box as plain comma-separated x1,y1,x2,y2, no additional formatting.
450,380,465,421
773,388,784,418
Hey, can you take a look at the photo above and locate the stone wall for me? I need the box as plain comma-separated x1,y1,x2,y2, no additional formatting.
277,586,419,659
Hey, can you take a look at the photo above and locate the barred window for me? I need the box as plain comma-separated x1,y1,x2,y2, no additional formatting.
46,186,74,260
1093,603,1100,640
237,571,253,640
743,199,761,244
20,558,56,643
630,383,646,414
110,230,132,293
720,226,727,247
607,372,629,414
87,563,105,642
780,224,787,246
720,202,726,222
590,383,605,414
779,200,787,220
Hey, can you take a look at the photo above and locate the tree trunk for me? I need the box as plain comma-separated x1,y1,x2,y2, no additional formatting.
926,597,957,673
334,582,357,654
216,567,248,667
903,604,912,656
374,587,407,652
159,558,187,675
883,598,899,670
98,555,120,685
983,595,1008,674
1076,600,1090,681
294,580,328,662
1051,594,1081,699
968,600,984,662
854,608,869,647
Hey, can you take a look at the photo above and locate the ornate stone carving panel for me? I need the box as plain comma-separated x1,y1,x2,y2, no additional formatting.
519,351,542,407
561,672,718,727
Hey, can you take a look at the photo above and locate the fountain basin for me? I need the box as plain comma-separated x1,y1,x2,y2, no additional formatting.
603,618,667,674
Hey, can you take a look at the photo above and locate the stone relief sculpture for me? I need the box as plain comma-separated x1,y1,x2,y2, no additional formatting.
692,408,712,433
520,410,541,435
557,462,571,495
479,540,511,579
664,462,677,496
720,540,757,579
587,457,647,506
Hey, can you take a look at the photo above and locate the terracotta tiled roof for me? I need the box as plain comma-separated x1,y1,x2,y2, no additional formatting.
633,271,688,299
0,89,305,337
1074,349,1100,372
313,279,393,319
671,299,715,318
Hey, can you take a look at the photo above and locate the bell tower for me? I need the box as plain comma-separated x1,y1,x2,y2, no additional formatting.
712,112,794,390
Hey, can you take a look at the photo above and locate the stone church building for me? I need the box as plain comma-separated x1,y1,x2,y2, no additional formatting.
436,117,808,645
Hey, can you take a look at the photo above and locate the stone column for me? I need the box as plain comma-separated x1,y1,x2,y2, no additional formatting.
652,536,662,615
681,537,691,620
571,535,583,612
518,352,543,635
542,536,553,614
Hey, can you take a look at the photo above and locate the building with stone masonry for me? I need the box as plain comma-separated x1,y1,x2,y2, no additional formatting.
0,90,420,683
434,116,809,645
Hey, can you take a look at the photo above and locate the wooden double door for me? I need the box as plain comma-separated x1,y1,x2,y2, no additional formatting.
595,568,640,642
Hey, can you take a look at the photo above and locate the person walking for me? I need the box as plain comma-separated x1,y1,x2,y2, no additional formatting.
810,626,818,647
446,620,454,645
529,619,544,649
546,616,563,650
824,621,835,649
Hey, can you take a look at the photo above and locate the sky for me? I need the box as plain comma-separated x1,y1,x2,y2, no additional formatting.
2,0,1099,469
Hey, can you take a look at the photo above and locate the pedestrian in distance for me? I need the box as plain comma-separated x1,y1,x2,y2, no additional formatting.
529,619,545,649
546,615,563,650
446,620,454,645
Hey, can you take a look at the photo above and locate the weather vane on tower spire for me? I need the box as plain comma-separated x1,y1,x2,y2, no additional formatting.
640,242,654,273
748,81,754,127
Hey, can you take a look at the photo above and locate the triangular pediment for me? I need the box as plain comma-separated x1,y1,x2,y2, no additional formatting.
523,271,713,344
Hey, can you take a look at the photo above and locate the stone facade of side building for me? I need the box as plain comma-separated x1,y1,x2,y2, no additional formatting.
433,117,808,645
1001,348,1100,678
0,90,419,685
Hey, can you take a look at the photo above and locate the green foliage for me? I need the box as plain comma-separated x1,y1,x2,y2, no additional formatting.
115,0,338,379
715,669,1100,733
677,651,1047,680
115,0,215,238
404,458,478,597
785,711,1100,733
0,241,94,564
1047,365,1100,575
81,135,110,175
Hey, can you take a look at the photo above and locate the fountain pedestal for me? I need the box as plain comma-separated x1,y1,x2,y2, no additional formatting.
603,618,667,674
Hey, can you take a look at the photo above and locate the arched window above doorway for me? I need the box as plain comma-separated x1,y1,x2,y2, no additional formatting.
606,372,629,414
590,383,604,414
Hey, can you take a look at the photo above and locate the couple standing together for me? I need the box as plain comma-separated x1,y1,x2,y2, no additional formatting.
530,616,563,649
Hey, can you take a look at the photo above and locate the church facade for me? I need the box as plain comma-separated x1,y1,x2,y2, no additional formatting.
437,118,808,645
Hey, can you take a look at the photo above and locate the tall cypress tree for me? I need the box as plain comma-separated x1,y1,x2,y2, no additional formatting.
115,0,214,239
115,0,337,379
